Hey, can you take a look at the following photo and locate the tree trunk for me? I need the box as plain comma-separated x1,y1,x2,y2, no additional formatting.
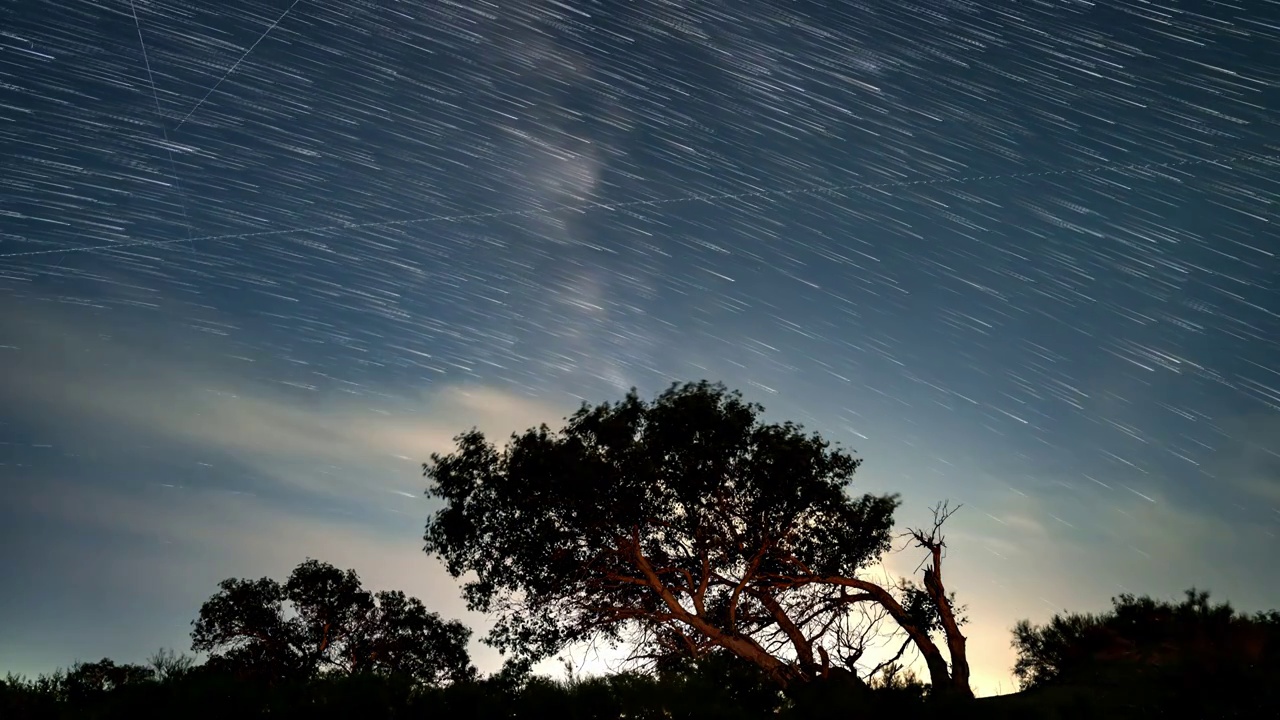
923,565,973,700
822,575,973,699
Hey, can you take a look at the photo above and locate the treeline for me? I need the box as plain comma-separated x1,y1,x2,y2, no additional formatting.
6,382,1277,719
0,653,788,720
5,562,1277,720
0,648,932,720
0,557,928,719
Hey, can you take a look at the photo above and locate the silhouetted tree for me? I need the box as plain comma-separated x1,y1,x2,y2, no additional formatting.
1,673,63,720
61,658,155,703
1012,588,1273,689
146,648,195,682
423,381,973,699
1012,587,1280,716
191,558,475,687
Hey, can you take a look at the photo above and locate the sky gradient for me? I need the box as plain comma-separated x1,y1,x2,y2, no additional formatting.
1,0,1278,696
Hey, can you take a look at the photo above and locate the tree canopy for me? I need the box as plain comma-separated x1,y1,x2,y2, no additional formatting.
1012,588,1279,691
59,659,154,703
423,380,973,697
190,558,475,686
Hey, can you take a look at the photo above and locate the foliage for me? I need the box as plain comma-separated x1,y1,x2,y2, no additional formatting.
146,648,195,682
651,648,788,717
0,659,939,720
3,561,1279,720
869,661,929,695
191,558,475,686
60,659,155,702
1013,588,1273,689
1011,587,1280,718
423,380,973,695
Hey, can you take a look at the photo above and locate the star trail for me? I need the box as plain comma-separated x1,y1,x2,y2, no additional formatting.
1,0,1277,694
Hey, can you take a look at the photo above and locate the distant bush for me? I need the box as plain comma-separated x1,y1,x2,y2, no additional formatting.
1011,588,1279,718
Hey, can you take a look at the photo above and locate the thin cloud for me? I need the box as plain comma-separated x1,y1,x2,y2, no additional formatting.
1,303,571,502
14,476,508,674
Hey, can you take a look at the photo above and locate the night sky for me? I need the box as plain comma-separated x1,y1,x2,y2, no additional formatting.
2,0,1278,696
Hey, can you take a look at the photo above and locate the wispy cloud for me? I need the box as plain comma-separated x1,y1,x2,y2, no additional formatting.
0,301,567,674
1,301,570,503
12,474,509,674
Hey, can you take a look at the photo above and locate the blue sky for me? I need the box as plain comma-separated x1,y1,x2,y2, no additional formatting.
1,0,1278,696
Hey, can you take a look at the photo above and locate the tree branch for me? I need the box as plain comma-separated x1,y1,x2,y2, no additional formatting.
750,588,817,675
868,637,913,680
729,540,771,633
628,527,792,683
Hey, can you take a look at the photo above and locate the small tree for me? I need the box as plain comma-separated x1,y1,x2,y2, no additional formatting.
146,648,195,682
423,381,973,698
62,658,155,702
191,558,475,686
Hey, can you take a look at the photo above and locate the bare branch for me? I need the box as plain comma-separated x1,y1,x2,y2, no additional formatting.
868,637,914,680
